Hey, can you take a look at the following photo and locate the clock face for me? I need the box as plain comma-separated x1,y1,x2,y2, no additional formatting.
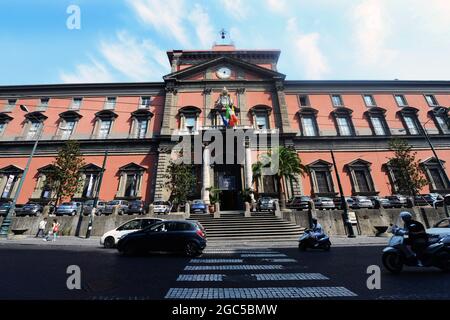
217,67,231,79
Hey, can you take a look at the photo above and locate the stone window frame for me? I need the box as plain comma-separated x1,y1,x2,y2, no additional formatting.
0,113,13,137
249,105,272,130
344,159,378,196
104,96,117,110
394,94,409,107
331,107,356,136
428,107,449,135
70,97,83,110
115,163,146,200
0,165,24,201
22,111,47,140
307,160,337,197
298,94,310,107
397,107,423,136
37,97,50,111
423,94,439,107
92,110,118,139
72,163,104,201
296,107,319,137
420,157,450,193
330,94,344,107
130,109,154,139
178,106,202,133
4,99,17,112
57,111,82,140
30,164,57,203
362,94,377,108
364,107,390,136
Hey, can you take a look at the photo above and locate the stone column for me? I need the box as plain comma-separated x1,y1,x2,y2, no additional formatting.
201,145,211,204
245,143,253,190
237,88,249,126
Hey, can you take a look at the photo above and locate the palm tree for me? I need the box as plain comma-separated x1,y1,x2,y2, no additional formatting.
253,146,307,209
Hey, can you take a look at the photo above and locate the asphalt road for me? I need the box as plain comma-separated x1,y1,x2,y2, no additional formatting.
0,243,448,300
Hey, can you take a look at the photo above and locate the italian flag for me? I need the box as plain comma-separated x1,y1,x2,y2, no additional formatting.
225,104,239,127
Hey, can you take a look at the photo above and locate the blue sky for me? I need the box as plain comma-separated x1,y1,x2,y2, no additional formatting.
0,0,449,85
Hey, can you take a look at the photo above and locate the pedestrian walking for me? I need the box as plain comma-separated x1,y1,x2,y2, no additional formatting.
35,217,47,238
52,219,61,241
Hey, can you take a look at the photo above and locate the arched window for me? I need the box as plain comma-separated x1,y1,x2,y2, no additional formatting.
428,107,449,135
364,107,390,136
93,110,118,139
331,107,355,136
0,113,13,137
178,106,201,133
58,111,82,140
130,109,154,139
297,107,319,136
421,158,450,192
397,107,422,135
249,105,271,130
23,111,47,140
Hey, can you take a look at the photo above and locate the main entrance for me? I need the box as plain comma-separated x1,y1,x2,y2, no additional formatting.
214,164,243,211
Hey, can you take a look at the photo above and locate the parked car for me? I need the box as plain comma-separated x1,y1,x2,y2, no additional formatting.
313,197,335,210
100,217,164,248
191,199,208,213
117,220,207,256
153,200,172,214
413,195,429,206
332,197,356,209
422,193,444,208
17,202,43,216
426,218,450,237
82,200,107,215
287,196,311,210
257,197,276,212
368,196,393,208
351,196,374,209
104,200,129,215
386,195,408,208
127,200,148,215
56,202,82,216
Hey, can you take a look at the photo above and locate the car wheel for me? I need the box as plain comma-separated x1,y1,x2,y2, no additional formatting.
104,237,116,249
71,211,76,216
96,210,102,216
184,242,200,257
382,252,403,274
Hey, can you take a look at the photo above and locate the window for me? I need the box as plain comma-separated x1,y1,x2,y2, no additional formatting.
105,97,116,110
1,174,19,199
301,116,318,136
255,113,268,129
124,174,139,197
363,95,376,107
5,99,16,111
71,97,83,110
425,95,438,106
140,96,151,109
403,115,419,135
429,168,446,190
394,95,408,107
185,114,197,130
40,98,49,107
27,121,41,140
82,174,98,198
331,95,343,107
421,158,449,192
98,120,112,138
336,116,352,136
299,95,309,107
345,159,377,195
370,116,387,135
137,119,148,138
117,163,145,199
434,114,449,134
61,120,75,139
307,160,335,196
0,122,5,135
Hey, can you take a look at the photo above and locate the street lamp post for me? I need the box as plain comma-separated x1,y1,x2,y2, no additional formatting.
0,105,43,238
330,149,355,238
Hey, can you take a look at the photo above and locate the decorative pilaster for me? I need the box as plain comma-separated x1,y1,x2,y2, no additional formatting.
237,88,249,126
245,142,253,190
161,83,178,136
201,145,211,204
154,145,172,201
274,81,293,133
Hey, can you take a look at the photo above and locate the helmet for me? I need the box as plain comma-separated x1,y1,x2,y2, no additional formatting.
400,211,412,221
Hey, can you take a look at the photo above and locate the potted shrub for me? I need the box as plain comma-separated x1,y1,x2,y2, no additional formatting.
207,187,221,213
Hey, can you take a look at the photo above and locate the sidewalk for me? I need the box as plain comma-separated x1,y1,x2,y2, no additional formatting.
0,235,389,248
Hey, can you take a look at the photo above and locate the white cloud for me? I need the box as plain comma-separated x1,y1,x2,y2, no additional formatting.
220,0,249,20
351,0,396,65
286,18,329,79
100,31,169,81
127,0,191,47
188,4,215,48
60,58,114,83
266,0,287,14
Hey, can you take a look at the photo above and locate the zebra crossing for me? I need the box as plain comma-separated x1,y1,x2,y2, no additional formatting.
164,248,358,299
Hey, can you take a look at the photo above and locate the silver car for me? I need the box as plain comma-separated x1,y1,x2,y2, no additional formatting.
56,202,82,216
104,200,129,215
153,201,172,214
82,200,107,215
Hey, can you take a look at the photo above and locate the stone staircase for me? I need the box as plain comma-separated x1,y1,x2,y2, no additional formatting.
188,211,305,241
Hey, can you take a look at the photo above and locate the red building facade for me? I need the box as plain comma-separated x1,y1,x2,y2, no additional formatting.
0,44,449,209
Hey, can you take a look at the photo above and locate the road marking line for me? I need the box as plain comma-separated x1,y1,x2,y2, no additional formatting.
252,273,329,281
177,274,224,282
241,253,287,258
165,287,357,299
184,264,284,271
261,258,297,263
189,259,243,263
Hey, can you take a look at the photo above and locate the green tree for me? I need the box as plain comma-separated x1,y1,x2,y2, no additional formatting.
253,146,308,209
163,160,196,211
388,139,428,197
46,140,85,205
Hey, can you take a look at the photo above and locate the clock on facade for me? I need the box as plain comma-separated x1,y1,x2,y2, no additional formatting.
216,67,231,79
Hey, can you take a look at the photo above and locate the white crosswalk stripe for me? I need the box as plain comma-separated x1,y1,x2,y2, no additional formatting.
241,253,287,258
189,258,243,263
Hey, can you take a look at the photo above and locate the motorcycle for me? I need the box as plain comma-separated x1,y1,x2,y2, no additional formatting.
382,225,450,274
298,229,331,251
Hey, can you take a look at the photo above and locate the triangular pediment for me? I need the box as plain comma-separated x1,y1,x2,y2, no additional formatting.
345,158,372,167
307,159,332,168
0,165,24,173
163,56,285,82
119,162,146,172
81,163,103,172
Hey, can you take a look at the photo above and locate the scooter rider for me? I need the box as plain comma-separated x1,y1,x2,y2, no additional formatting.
311,218,325,240
398,211,428,266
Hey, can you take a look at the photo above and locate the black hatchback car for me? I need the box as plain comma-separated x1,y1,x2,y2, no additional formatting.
117,220,207,257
